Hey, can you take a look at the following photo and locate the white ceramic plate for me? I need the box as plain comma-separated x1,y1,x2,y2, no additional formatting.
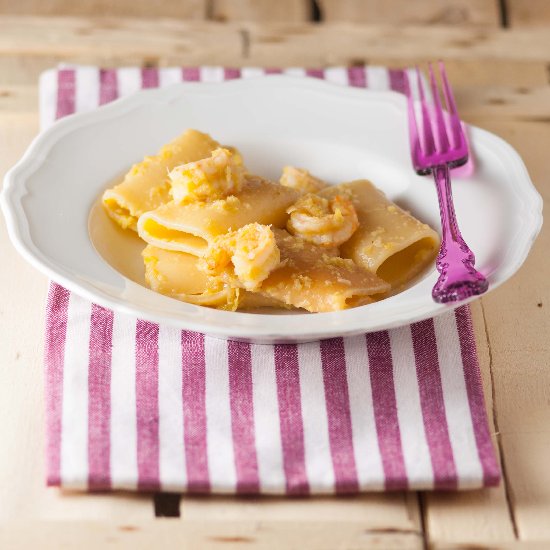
1,76,542,343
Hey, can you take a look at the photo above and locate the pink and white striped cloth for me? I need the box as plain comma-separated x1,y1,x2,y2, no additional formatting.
41,65,500,493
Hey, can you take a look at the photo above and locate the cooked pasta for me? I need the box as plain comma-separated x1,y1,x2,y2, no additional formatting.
198,226,390,313
255,229,390,312
320,180,440,288
100,130,440,313
279,166,329,194
143,245,289,310
137,175,299,256
102,129,220,231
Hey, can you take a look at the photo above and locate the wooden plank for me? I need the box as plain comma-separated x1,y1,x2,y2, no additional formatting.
3,18,550,66
181,493,421,529
0,520,424,549
179,493,423,546
431,542,547,550
364,59,549,88
3,18,550,85
414,60,549,88
212,0,311,22
244,23,550,66
423,300,516,546
507,0,550,27
453,85,550,122
0,112,153,521
0,85,38,112
0,17,242,84
471,119,550,541
318,0,500,26
0,0,208,18
0,17,239,58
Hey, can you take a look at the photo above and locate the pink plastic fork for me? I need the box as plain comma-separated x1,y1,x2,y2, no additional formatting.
405,61,488,303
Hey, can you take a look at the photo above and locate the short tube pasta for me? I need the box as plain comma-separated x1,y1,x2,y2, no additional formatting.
137,175,300,256
232,229,390,312
321,180,440,289
102,129,221,231
143,245,288,310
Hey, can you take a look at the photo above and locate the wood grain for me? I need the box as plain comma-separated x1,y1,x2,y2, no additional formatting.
0,17,242,84
0,520,424,549
180,493,420,526
429,59,550,88
318,0,500,26
507,0,550,27
0,0,208,18
212,0,311,22
473,119,550,541
245,23,550,66
454,85,550,122
0,85,38,113
3,18,550,85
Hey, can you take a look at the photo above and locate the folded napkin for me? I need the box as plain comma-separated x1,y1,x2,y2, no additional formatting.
42,65,499,493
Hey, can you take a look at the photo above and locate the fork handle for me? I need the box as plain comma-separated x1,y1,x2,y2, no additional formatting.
431,164,488,303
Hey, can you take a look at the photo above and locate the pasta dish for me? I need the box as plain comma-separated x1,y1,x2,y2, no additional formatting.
101,129,439,313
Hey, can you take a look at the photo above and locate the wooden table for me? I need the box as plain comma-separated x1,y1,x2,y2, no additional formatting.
1,11,549,549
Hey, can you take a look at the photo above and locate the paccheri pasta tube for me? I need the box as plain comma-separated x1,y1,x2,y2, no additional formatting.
320,180,440,288
102,130,220,231
137,175,300,256
142,245,289,310
199,227,390,312
256,229,390,312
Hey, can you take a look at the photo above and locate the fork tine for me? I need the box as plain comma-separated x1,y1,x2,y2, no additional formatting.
428,63,450,152
416,66,436,156
438,60,458,115
438,60,464,148
404,70,422,167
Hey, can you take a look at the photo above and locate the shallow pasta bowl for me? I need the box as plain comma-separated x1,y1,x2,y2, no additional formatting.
1,76,543,343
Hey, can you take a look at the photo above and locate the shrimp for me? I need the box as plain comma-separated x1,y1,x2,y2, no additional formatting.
169,147,245,204
279,166,329,194
199,223,280,291
286,193,359,247
231,223,281,290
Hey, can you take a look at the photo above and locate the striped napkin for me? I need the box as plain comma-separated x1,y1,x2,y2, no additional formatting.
42,65,500,493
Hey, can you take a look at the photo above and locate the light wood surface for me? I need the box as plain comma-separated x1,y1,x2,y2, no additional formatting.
1,10,549,549
4,16,550,86
212,0,312,22
317,0,500,26
0,0,209,18
2,0,549,29
0,520,426,549
507,0,550,27
0,0,508,26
